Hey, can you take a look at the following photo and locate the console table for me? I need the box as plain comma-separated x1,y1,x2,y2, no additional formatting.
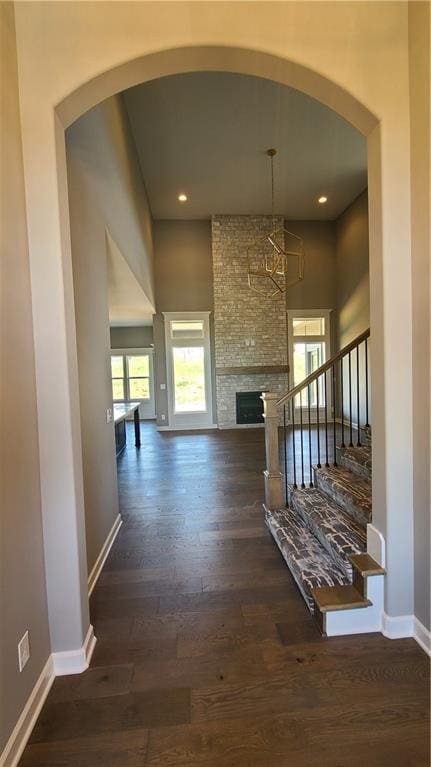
113,402,141,456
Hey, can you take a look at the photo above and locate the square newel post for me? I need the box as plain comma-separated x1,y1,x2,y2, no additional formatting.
261,392,284,510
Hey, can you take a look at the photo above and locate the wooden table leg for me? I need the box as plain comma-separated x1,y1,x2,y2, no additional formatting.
134,407,141,448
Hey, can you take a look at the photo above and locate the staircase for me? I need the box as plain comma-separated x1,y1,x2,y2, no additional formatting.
261,331,386,636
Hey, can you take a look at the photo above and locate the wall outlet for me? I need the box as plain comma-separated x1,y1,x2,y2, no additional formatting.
161,414,166,421
106,408,113,423
18,630,30,672
160,383,166,390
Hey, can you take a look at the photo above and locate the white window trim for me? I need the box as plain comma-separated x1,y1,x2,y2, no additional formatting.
163,311,214,429
287,309,332,416
110,347,154,404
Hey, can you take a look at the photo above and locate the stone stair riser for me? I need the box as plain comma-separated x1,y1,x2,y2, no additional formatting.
336,447,372,480
313,468,371,528
290,491,366,580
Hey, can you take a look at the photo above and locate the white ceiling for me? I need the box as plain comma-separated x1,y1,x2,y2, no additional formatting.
124,71,367,222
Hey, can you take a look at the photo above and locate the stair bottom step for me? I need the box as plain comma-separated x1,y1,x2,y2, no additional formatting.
265,508,349,614
311,584,371,613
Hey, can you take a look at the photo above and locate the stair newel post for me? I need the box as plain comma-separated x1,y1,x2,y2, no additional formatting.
262,392,284,511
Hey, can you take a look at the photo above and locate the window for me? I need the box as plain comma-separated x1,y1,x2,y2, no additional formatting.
288,310,331,408
110,350,152,402
170,320,204,340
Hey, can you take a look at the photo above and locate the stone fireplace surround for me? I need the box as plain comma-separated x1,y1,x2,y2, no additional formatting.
212,215,288,428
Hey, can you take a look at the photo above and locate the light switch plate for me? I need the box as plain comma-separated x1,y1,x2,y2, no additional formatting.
106,408,113,423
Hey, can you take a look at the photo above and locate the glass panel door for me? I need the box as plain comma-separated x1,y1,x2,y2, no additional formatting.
172,347,206,413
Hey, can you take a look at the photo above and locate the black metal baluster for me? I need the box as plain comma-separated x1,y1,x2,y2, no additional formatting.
348,351,353,447
365,337,370,427
299,389,305,488
316,374,321,468
308,384,313,486
324,371,329,467
283,405,288,505
292,398,297,489
340,356,345,448
332,365,337,465
356,345,361,446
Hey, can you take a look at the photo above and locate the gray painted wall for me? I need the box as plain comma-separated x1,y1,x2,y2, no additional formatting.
335,190,370,348
110,325,154,349
66,95,155,573
286,221,336,311
334,191,370,426
286,220,337,355
154,220,214,311
152,220,215,426
0,3,50,750
409,1,430,632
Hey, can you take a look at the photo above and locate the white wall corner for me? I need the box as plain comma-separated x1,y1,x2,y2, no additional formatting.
88,513,122,597
0,656,55,767
382,612,414,639
52,623,97,676
367,522,386,567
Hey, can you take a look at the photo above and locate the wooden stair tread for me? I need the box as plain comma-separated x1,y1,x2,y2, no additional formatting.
350,553,386,576
311,584,371,612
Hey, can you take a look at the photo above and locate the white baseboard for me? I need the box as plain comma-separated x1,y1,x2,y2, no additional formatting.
219,423,266,430
88,514,122,597
382,612,431,656
413,617,431,656
157,424,218,431
52,623,97,676
382,612,414,639
0,656,54,767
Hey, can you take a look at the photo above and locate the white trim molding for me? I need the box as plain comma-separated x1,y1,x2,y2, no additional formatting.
88,514,122,597
382,613,431,656
0,656,55,767
52,624,97,676
157,424,218,432
367,522,386,567
326,574,384,637
413,617,431,656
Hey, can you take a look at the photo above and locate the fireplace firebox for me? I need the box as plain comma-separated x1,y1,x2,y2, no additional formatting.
236,391,267,425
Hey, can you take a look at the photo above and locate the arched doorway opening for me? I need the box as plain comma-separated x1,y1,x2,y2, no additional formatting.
38,45,398,664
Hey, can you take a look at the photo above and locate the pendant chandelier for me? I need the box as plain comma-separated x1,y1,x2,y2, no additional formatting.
247,148,304,298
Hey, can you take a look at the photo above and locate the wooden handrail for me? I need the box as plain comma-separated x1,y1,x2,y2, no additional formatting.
276,328,370,408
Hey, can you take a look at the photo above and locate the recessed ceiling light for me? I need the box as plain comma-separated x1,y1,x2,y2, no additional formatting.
318,196,328,204
178,193,188,202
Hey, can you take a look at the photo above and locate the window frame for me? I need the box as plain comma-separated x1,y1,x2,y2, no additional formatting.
287,309,332,411
110,347,153,403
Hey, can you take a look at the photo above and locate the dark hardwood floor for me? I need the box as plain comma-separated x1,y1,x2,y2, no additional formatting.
21,423,430,766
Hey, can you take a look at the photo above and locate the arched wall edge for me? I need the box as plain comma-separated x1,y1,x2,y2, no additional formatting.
52,44,391,643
